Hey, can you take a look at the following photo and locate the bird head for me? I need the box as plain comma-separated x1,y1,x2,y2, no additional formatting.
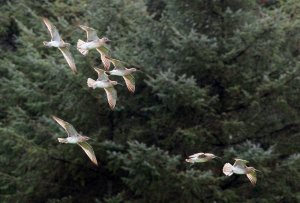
64,42,71,47
129,68,137,72
111,81,119,86
211,154,221,160
79,135,91,142
112,81,124,86
246,166,259,173
101,37,111,44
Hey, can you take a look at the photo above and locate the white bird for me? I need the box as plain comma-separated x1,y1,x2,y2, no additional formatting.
223,159,258,185
77,25,111,70
52,116,98,166
105,57,137,93
185,152,220,163
87,68,119,109
42,17,77,74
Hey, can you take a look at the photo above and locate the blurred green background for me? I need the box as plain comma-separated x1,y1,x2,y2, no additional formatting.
0,0,299,202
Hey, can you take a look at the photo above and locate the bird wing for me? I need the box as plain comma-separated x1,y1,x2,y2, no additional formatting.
52,116,78,137
188,153,204,158
94,68,109,81
234,159,249,167
109,58,127,70
43,17,61,41
77,142,98,166
104,87,117,109
96,46,111,70
123,74,135,93
204,153,216,158
246,170,257,186
58,47,77,74
79,25,99,41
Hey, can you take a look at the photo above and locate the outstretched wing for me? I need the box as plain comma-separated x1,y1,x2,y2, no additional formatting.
104,87,117,109
96,46,111,70
58,47,77,74
189,152,205,158
79,25,99,41
108,58,127,70
94,68,109,81
43,17,61,41
52,116,78,137
123,74,135,93
77,142,98,166
234,159,249,167
246,171,257,185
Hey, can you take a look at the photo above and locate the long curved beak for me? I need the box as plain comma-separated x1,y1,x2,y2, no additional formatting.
254,169,262,173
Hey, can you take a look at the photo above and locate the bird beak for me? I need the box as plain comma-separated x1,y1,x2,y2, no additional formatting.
134,67,143,73
214,156,222,160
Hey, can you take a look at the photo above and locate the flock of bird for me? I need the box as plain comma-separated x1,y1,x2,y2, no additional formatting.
185,153,259,185
42,17,258,186
42,17,138,109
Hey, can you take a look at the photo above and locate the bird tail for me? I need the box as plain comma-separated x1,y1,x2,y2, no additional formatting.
77,39,89,55
87,78,96,89
223,163,234,176
57,138,68,143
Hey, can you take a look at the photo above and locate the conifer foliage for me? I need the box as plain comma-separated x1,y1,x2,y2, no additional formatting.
0,0,300,202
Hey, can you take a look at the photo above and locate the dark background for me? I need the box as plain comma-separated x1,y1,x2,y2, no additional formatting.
0,0,299,202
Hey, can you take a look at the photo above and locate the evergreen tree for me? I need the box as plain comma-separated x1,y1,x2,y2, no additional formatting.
0,0,299,202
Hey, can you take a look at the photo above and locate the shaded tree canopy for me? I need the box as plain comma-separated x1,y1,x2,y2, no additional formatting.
0,0,299,202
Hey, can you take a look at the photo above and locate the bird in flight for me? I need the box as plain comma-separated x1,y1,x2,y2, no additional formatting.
105,57,137,93
87,68,119,109
223,158,258,185
185,152,220,163
77,25,111,70
52,116,98,166
42,17,77,74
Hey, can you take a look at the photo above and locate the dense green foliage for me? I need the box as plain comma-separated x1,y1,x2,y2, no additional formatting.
0,0,300,202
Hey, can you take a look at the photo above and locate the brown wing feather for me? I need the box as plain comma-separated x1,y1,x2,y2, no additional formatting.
59,47,77,74
123,74,135,93
79,25,98,41
42,17,61,41
52,116,78,137
77,142,98,166
246,171,257,186
104,87,117,109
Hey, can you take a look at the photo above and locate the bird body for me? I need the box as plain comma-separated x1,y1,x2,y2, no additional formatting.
87,79,115,89
42,17,77,74
87,68,118,109
77,39,107,50
106,57,137,92
58,136,89,144
43,40,68,48
108,69,136,76
223,159,257,185
52,116,98,166
185,152,219,163
77,25,111,69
